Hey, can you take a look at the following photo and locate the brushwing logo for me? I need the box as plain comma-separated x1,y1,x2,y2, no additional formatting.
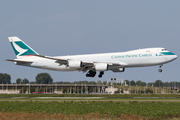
156,52,175,56
10,38,38,57
11,40,28,56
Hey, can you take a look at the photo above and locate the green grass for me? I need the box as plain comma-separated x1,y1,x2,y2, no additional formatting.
1,97,180,101
0,101,180,118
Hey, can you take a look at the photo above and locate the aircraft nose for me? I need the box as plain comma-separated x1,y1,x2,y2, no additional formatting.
164,52,177,62
174,55,178,59
171,54,177,61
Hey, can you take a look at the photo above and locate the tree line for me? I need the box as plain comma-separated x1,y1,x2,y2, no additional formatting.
0,73,53,84
0,73,11,84
0,73,179,88
124,80,179,88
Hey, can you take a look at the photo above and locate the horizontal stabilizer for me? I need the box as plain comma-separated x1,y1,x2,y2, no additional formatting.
4,59,33,63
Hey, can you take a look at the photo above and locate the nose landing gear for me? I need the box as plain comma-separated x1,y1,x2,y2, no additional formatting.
158,65,163,73
158,69,162,72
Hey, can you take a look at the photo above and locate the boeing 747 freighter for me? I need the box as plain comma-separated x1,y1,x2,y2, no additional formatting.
5,37,177,78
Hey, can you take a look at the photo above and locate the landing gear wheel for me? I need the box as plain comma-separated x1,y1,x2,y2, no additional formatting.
98,71,104,78
98,75,102,78
86,70,96,77
158,69,162,73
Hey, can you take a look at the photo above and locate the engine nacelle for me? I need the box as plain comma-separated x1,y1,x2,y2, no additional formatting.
111,68,125,72
94,63,108,71
68,60,82,68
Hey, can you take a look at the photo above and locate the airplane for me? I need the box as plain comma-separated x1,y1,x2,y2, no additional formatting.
5,37,177,78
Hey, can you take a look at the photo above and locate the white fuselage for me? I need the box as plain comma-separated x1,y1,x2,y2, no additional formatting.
16,48,177,72
7,37,177,78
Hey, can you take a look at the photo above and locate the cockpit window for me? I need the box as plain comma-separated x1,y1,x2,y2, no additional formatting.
162,49,167,51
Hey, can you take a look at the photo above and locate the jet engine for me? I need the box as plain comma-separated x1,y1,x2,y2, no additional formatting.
94,63,108,71
68,60,82,68
111,68,125,72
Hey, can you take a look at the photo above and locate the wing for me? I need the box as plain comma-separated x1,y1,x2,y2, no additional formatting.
32,54,94,72
32,54,127,72
32,54,68,64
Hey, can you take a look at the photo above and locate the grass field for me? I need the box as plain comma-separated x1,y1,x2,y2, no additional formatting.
0,112,148,120
0,94,180,119
0,101,180,120
1,97,180,101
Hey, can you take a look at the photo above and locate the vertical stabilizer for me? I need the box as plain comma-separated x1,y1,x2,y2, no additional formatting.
8,37,38,58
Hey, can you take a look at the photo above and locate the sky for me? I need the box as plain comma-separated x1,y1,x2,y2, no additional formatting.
0,0,179,83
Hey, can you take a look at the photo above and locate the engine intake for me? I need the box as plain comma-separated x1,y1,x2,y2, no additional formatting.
94,63,108,71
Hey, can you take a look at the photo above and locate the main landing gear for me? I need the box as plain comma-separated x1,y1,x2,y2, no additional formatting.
98,72,104,78
86,70,104,78
158,65,163,73
86,70,96,77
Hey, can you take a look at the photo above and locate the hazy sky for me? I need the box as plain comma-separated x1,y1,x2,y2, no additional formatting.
0,1,179,83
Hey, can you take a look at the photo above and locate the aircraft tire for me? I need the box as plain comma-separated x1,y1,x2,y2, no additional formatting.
158,69,162,73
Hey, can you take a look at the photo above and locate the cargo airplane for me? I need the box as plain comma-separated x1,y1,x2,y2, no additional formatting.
5,37,177,78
